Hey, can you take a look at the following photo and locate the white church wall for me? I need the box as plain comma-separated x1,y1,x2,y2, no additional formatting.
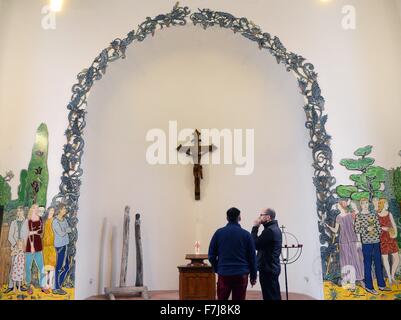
79,25,319,299
0,0,400,300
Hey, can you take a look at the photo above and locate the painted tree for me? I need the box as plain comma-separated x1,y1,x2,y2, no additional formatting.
22,123,49,208
393,167,401,205
0,171,13,208
0,171,13,238
336,146,386,202
3,124,50,213
390,153,401,248
5,170,28,212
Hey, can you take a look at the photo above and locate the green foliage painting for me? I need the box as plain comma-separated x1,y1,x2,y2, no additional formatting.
389,163,401,248
325,146,401,300
3,124,49,211
336,146,386,202
24,123,49,207
392,167,401,204
0,172,13,207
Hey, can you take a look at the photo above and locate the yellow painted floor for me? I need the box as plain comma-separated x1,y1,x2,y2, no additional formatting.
0,285,74,300
324,280,401,300
2,283,401,300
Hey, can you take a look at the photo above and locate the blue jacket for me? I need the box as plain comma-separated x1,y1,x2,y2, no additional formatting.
208,222,257,281
52,218,71,248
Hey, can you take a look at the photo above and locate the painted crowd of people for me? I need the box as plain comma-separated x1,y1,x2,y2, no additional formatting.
326,198,400,295
3,203,72,296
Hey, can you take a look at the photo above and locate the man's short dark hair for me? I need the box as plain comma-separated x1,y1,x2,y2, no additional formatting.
264,208,276,220
227,207,241,222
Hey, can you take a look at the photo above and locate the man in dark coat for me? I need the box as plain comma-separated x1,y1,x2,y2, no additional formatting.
251,208,282,300
208,207,257,300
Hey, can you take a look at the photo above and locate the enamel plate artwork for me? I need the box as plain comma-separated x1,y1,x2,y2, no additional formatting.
0,4,400,300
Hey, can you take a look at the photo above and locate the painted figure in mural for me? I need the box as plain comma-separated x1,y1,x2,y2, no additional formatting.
4,206,28,294
377,198,400,286
354,198,390,295
43,207,57,290
52,203,72,295
325,199,364,290
38,207,46,219
25,204,49,295
10,239,25,292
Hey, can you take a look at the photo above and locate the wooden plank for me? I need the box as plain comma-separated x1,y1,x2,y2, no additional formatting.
105,286,147,295
98,217,107,295
135,213,143,287
119,206,130,287
104,286,150,300
104,209,150,300
110,225,118,287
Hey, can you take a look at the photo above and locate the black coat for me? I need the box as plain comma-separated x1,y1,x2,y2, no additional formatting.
251,220,282,275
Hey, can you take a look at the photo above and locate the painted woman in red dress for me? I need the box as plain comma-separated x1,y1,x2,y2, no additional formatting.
377,199,400,286
25,204,49,295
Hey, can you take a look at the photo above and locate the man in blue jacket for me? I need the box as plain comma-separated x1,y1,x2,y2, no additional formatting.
252,208,283,300
208,207,257,300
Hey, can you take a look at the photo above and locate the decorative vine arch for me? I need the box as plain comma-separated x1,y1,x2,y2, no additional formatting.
53,4,338,285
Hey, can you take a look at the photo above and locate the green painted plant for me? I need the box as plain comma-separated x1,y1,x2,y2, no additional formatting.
393,167,401,204
4,171,26,212
386,149,401,248
3,124,49,212
0,172,13,207
336,146,386,202
17,170,28,205
24,123,49,207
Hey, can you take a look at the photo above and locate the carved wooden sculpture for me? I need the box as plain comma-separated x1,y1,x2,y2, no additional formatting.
177,130,217,200
98,217,108,294
105,207,149,300
135,213,144,287
120,206,130,287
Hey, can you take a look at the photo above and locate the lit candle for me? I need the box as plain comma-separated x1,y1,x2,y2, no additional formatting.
195,241,201,255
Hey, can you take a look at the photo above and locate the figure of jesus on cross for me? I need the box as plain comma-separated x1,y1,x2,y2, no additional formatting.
177,129,217,200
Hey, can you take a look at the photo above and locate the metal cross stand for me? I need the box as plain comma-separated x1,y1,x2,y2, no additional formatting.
280,225,303,300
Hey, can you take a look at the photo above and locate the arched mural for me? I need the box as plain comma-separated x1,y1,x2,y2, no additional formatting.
1,3,399,300
56,3,336,299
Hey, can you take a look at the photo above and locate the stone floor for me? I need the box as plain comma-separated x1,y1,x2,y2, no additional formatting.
87,290,315,300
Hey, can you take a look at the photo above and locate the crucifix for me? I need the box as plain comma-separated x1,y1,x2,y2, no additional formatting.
177,129,217,200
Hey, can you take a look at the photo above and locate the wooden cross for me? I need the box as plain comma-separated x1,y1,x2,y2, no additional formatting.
177,129,217,200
